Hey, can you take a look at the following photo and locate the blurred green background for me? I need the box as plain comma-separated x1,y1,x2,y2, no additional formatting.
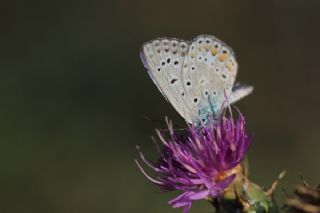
1,0,320,212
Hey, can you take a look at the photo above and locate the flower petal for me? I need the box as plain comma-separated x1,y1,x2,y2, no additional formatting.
188,190,209,200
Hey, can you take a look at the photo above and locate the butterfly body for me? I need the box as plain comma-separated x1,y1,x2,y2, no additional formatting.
141,35,253,125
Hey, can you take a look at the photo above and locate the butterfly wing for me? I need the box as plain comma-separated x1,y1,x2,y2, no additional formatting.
181,35,240,123
229,82,254,104
141,35,253,125
140,38,194,122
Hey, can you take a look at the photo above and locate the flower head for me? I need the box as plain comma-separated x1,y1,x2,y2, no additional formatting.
135,109,253,213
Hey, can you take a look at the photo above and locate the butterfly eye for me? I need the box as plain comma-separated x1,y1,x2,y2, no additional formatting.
191,65,196,71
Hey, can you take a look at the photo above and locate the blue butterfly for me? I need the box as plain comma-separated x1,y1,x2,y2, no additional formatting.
141,35,253,125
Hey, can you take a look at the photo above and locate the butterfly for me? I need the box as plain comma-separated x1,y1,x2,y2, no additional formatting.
140,35,253,125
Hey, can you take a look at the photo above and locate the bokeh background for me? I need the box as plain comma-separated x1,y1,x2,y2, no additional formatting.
1,0,320,212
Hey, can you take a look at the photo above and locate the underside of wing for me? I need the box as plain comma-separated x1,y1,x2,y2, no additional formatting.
140,38,194,123
229,82,254,104
180,35,239,124
141,35,253,125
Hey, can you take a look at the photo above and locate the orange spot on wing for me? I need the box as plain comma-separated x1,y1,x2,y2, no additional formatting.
211,47,218,55
219,53,228,62
226,63,233,71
